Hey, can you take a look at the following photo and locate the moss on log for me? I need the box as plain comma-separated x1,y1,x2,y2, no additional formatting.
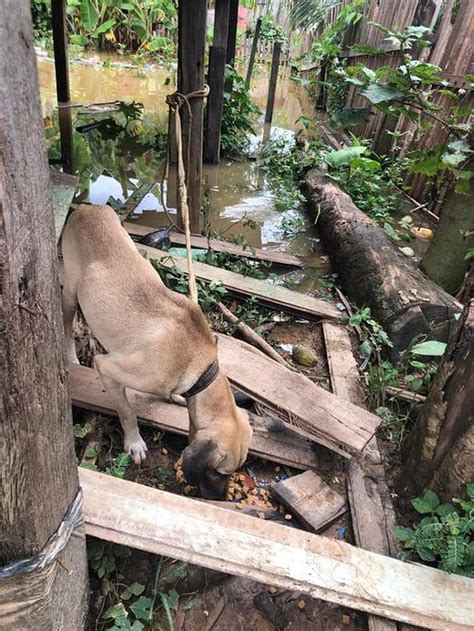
301,169,461,354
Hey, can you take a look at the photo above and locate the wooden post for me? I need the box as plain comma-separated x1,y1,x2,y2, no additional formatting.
177,0,207,233
204,0,230,164
265,41,282,124
224,0,239,93
51,0,70,103
0,0,88,628
51,0,74,172
245,17,262,87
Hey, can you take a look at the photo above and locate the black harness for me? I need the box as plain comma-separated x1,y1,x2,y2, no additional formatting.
182,359,220,399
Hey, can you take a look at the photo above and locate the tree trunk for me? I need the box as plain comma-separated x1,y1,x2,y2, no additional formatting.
421,172,474,294
402,300,473,499
0,0,88,627
301,169,461,354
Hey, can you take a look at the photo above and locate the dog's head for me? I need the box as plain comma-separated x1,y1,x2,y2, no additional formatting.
181,408,252,499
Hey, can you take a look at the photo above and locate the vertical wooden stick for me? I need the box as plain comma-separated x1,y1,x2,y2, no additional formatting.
265,41,282,125
245,17,262,87
224,0,239,93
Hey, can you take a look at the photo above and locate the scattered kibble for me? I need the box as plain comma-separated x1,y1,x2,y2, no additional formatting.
258,512,265,519
284,514,293,521
161,448,168,455
297,600,306,610
342,614,351,625
268,586,278,595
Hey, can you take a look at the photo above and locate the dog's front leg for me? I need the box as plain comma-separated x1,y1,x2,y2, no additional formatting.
94,354,148,464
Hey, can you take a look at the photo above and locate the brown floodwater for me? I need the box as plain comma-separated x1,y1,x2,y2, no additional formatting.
37,51,330,286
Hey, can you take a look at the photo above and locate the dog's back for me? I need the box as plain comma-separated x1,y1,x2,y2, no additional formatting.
62,204,214,358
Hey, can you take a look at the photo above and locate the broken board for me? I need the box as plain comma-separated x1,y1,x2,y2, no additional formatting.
271,470,347,532
80,468,474,630
69,364,319,470
124,221,304,268
216,334,380,458
51,169,77,242
136,244,340,321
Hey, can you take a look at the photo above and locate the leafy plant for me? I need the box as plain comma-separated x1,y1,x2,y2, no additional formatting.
333,23,473,205
220,66,261,157
259,15,286,43
394,486,474,576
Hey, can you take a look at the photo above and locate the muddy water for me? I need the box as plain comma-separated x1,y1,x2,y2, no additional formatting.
38,52,329,284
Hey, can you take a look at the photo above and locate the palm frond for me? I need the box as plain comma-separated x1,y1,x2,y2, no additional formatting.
283,0,341,31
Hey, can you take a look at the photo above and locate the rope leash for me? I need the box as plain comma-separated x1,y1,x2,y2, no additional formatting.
163,85,210,305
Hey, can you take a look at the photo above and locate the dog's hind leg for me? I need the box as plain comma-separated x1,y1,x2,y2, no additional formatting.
94,353,148,464
62,282,80,365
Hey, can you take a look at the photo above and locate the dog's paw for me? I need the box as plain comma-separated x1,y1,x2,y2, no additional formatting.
124,434,148,465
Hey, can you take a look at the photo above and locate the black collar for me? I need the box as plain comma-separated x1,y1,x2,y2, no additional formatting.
183,359,220,399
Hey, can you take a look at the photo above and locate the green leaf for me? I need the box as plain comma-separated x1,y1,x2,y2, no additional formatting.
361,83,404,104
436,503,455,517
104,603,129,623
324,145,367,168
70,34,89,46
80,0,99,32
467,483,474,500
359,339,373,358
454,171,473,195
129,596,153,621
412,498,434,514
94,18,116,36
393,525,415,542
166,588,180,610
411,341,447,356
121,582,145,600
416,544,437,562
423,490,441,510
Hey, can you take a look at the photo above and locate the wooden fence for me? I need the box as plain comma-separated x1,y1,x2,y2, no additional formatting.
301,0,473,206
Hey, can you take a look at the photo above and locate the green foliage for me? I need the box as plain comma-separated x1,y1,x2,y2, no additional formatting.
197,249,271,280
32,0,177,56
394,485,474,576
286,0,348,32
220,67,261,157
106,452,130,478
150,256,228,311
348,306,393,361
259,15,286,43
46,101,167,199
333,23,473,204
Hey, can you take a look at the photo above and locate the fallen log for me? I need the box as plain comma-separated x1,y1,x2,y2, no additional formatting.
80,468,474,630
302,170,462,354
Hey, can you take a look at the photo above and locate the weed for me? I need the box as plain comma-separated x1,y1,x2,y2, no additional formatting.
394,485,474,576
197,249,271,280
106,452,130,478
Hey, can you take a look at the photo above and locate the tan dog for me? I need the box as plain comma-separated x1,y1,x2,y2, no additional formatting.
61,204,252,499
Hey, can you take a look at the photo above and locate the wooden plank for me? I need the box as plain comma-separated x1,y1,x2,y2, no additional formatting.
69,364,319,471
323,322,398,631
271,470,347,532
80,468,474,630
217,334,380,458
136,244,340,320
51,0,70,103
245,16,262,86
322,321,365,404
51,169,77,242
124,221,304,267
224,0,239,93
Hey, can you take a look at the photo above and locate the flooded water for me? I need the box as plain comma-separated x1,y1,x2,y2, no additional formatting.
38,51,329,286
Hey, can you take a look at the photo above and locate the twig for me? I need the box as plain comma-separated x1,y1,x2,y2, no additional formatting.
217,302,292,369
386,386,426,404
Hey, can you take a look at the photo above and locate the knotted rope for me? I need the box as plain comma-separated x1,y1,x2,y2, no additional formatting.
164,85,210,305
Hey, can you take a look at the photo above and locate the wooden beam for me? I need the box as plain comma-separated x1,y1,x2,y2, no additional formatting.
217,334,380,458
323,322,398,631
0,1,87,625
265,41,282,125
245,17,262,87
124,221,304,267
80,468,474,630
177,0,207,233
69,364,319,471
271,470,347,532
224,0,239,93
51,0,70,103
136,244,340,320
